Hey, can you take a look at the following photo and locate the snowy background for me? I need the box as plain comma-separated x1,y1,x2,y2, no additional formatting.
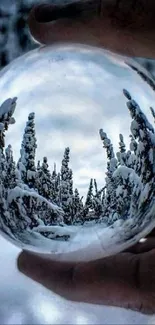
0,0,155,324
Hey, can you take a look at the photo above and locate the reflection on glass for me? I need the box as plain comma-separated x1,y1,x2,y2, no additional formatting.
0,44,154,262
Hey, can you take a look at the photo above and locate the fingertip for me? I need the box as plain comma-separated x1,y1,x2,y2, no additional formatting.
17,250,29,274
17,250,38,275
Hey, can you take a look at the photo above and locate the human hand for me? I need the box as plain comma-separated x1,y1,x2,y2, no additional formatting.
18,230,155,315
28,0,155,58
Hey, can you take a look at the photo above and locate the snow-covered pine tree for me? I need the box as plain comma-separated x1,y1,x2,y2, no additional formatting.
37,160,41,172
123,89,155,216
52,162,57,179
54,172,61,206
125,91,155,184
101,187,106,206
85,178,93,209
50,162,57,202
39,157,53,200
105,91,138,220
126,63,155,93
5,144,16,189
83,178,94,221
50,163,61,206
8,186,64,231
30,158,63,226
116,133,137,170
68,168,73,196
116,134,127,166
92,195,103,219
72,188,84,224
150,107,155,123
99,129,117,221
60,147,72,224
94,178,99,196
125,134,137,169
0,97,18,233
92,179,104,219
18,112,37,189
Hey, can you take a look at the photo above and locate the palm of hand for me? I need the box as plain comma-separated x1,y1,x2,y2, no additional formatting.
18,230,155,315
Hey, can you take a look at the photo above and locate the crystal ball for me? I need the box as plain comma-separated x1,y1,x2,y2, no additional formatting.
0,43,154,262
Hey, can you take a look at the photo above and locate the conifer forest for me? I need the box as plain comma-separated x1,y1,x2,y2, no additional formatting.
0,88,154,243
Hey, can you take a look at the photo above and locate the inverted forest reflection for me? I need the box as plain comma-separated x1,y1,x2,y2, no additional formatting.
0,45,154,261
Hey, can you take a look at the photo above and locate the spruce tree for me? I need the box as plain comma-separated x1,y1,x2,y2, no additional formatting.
54,172,61,206
92,179,104,219
18,112,37,189
116,134,127,166
0,97,18,233
99,129,117,218
60,147,72,224
85,178,93,209
68,168,73,196
150,107,155,123
73,188,84,224
5,144,16,189
122,89,155,217
126,91,154,184
83,178,94,221
50,164,62,205
39,157,53,200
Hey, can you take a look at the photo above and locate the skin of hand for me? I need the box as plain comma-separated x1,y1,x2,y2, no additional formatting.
17,0,155,315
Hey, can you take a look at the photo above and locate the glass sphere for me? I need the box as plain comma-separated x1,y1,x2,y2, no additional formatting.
0,43,154,262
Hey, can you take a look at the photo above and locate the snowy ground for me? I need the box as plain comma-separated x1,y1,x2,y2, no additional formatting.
1,198,154,263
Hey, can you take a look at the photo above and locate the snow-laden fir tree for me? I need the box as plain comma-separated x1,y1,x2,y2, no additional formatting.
84,178,94,221
35,157,59,225
72,188,84,224
116,134,127,166
0,97,19,233
5,144,16,189
68,168,73,196
126,93,154,183
99,129,118,222
123,90,155,217
108,89,155,223
60,147,74,224
38,157,53,200
54,172,61,206
18,112,37,189
92,179,104,218
51,164,61,205
85,178,93,209
150,107,155,123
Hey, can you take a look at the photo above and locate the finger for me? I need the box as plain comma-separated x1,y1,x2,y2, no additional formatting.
28,0,155,58
18,251,77,300
18,249,155,314
146,228,155,238
125,237,155,254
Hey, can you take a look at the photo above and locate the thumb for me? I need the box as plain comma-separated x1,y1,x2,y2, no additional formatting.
28,0,155,58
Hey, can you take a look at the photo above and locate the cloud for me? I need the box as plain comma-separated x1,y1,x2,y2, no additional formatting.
0,44,154,197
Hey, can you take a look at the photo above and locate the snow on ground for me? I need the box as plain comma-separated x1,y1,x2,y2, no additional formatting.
4,198,155,263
